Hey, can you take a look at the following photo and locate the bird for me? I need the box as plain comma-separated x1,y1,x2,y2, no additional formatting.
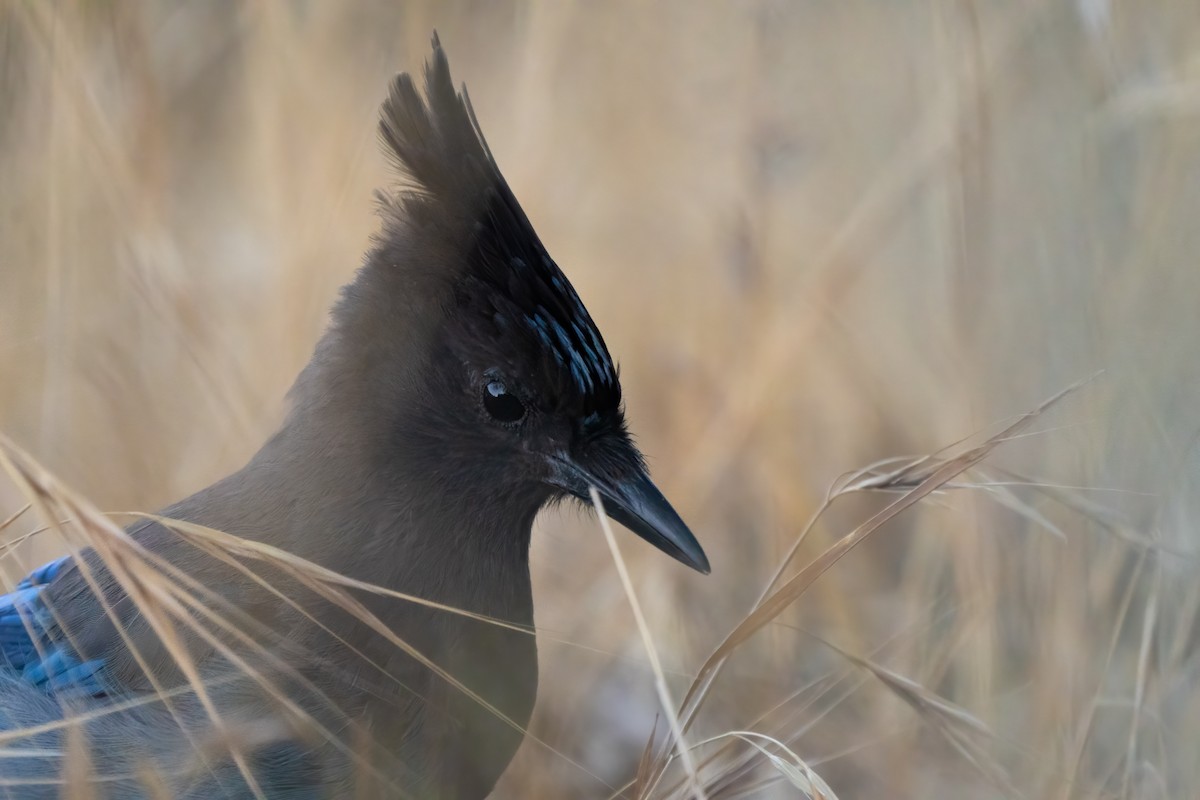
0,34,708,799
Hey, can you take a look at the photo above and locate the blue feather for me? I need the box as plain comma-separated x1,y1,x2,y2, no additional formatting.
0,557,107,696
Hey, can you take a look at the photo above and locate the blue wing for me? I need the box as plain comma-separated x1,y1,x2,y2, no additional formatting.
0,556,107,696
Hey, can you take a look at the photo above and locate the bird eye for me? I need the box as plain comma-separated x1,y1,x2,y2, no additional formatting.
484,380,525,423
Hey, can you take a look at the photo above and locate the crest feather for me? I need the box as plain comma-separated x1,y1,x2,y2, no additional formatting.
378,32,505,240
374,34,620,415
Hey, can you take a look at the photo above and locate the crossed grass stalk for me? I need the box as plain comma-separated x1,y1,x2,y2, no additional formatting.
0,378,1090,798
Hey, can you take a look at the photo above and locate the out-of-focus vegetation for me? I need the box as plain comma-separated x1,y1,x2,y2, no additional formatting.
2,2,1199,797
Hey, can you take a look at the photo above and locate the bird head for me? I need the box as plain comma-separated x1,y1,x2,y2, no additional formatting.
318,35,707,574
437,227,708,573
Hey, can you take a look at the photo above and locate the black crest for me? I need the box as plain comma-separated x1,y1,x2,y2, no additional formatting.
375,34,620,417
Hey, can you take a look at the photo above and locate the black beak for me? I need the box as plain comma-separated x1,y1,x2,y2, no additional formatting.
548,453,710,574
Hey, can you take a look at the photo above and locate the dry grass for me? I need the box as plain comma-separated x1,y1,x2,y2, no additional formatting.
2,1,1199,797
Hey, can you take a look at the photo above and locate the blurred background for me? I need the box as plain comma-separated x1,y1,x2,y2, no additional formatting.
2,1,1200,797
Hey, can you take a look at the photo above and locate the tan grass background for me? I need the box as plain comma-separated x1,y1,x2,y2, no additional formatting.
2,1,1200,797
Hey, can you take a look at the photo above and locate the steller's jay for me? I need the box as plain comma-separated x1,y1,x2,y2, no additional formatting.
0,34,708,799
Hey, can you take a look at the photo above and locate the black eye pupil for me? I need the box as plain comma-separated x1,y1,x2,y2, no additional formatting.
484,380,525,423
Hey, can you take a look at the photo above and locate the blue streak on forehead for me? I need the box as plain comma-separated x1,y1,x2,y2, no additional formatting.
571,321,607,385
544,312,595,394
499,249,619,402
544,258,615,382
524,313,563,365
571,360,593,393
519,302,619,396
583,323,612,380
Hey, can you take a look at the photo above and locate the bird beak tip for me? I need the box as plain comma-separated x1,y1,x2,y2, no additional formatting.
549,454,711,575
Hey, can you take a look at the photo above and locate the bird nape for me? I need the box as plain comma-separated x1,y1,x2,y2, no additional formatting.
0,33,708,800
